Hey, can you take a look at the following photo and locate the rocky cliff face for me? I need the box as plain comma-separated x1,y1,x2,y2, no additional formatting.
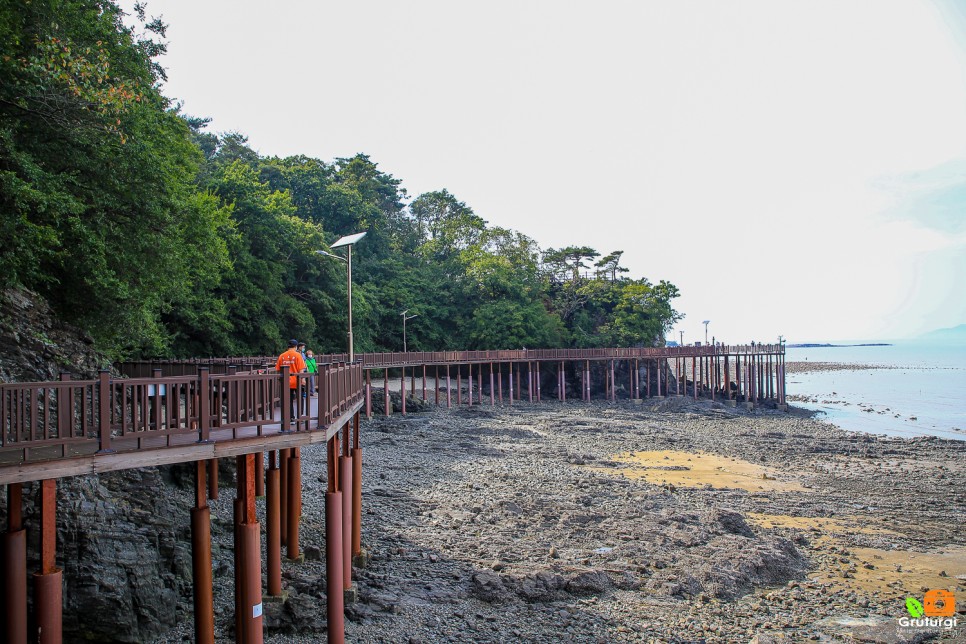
1,288,194,642
0,288,108,382
55,468,195,642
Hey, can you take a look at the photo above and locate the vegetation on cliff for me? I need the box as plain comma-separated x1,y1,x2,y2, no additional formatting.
1,1,681,361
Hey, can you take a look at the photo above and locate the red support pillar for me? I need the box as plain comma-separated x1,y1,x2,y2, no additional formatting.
255,452,264,498
266,452,282,597
760,354,765,401
508,365,513,406
628,360,633,399
516,363,521,400
536,362,541,402
446,366,451,408
457,370,462,406
693,356,698,399
711,355,716,401
422,365,427,401
384,370,390,417
3,483,27,644
235,454,263,644
468,368,473,407
528,363,533,403
559,362,564,402
340,444,352,590
279,449,288,548
287,448,302,560
736,355,742,400
498,364,503,404
324,441,345,644
610,360,616,401
490,363,495,406
401,366,406,416
191,461,215,644
34,479,62,644
365,371,372,419
352,413,362,557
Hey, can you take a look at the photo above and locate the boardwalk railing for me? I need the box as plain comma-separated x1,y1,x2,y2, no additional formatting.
118,344,784,377
0,362,363,469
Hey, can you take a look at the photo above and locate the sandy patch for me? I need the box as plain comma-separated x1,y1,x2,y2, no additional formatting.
747,513,966,596
595,450,805,492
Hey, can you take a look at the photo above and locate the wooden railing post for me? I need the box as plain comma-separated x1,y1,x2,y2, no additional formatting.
198,368,210,443
57,373,71,442
321,364,330,425
97,370,113,453
281,366,291,430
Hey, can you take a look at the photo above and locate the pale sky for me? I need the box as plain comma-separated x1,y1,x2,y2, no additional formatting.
124,0,966,343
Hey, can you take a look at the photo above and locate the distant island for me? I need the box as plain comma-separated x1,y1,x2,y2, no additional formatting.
920,324,966,342
787,343,892,348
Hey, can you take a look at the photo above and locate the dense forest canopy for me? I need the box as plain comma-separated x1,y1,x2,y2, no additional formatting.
0,0,682,361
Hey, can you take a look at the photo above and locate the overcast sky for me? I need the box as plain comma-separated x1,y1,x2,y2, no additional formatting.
124,0,966,343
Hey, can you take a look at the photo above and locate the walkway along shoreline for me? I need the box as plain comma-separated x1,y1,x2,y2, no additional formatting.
0,344,784,644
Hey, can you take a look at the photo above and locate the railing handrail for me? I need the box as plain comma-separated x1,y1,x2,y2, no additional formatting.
0,361,365,475
116,344,783,376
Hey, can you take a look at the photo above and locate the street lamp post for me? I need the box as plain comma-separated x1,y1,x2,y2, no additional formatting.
679,330,684,347
316,231,367,362
401,310,418,353
702,320,710,346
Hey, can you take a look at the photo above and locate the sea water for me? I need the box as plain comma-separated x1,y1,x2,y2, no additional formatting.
785,342,965,441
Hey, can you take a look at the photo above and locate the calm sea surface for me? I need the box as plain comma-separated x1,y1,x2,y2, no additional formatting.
785,342,965,441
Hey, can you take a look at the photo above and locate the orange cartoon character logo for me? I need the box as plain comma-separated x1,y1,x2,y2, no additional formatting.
923,589,955,617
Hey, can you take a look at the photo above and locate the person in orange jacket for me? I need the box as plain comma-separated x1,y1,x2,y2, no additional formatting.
276,339,307,424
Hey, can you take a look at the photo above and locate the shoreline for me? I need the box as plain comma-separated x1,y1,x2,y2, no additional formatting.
153,399,965,642
785,360,965,442
785,360,904,374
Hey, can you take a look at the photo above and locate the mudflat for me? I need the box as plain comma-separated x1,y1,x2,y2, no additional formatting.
161,397,966,642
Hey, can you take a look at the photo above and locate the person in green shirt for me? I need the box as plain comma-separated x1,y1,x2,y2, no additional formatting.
305,349,318,397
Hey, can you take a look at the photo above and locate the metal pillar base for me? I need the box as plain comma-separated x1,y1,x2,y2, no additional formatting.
2,529,27,644
340,456,352,590
352,547,371,569
324,491,345,644
237,521,264,644
190,506,214,644
343,584,358,605
33,569,63,644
